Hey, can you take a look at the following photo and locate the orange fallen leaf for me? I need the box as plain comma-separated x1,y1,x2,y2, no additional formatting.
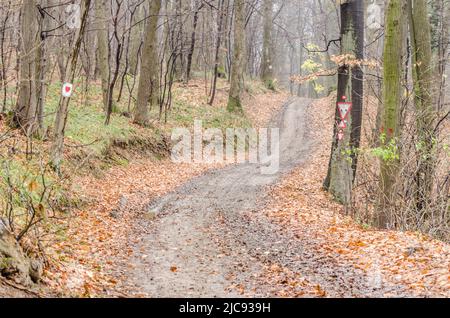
315,285,327,297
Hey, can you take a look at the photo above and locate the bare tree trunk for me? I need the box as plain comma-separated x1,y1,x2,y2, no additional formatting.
349,1,364,180
15,0,40,136
227,0,245,113
408,0,435,212
261,0,274,89
95,0,110,111
133,0,162,126
51,0,91,171
129,1,144,76
324,0,364,205
378,0,406,228
36,0,52,134
185,1,203,83
208,0,225,106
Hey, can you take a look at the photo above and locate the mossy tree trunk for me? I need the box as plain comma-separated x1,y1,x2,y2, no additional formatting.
227,0,245,113
378,0,405,228
408,0,435,212
324,0,364,206
133,0,162,126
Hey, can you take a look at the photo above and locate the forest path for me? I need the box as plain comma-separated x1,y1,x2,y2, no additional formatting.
128,98,407,297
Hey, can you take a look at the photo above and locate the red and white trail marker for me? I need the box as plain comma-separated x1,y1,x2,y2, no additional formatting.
62,83,73,98
338,121,347,129
337,102,352,120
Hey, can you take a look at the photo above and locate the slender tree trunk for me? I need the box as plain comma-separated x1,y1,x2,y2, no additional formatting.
133,0,162,126
296,3,305,97
36,0,52,134
261,0,274,89
208,0,225,106
129,2,144,76
227,0,245,113
349,1,364,180
185,2,203,83
51,0,91,170
95,0,110,111
173,0,186,81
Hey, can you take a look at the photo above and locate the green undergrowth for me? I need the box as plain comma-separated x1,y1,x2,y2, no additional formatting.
3,76,275,181
0,75,279,268
165,97,252,130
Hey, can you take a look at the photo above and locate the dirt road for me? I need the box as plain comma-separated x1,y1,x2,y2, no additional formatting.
129,98,411,297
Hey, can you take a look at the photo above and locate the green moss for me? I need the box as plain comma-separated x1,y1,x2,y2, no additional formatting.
227,96,243,113
217,66,227,79
0,257,13,271
264,79,276,91
160,92,251,131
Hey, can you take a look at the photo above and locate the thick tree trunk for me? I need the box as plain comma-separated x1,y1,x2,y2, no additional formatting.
324,1,364,205
408,0,435,212
133,0,162,126
227,0,245,113
378,0,405,228
15,0,40,136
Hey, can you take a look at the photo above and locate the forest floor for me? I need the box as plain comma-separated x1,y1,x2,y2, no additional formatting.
1,81,449,298
47,95,449,298
117,97,449,298
32,79,291,297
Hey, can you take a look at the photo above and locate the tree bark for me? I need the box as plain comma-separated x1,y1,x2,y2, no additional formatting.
324,0,364,205
378,0,405,228
51,0,91,170
185,1,203,83
133,0,162,126
261,0,274,89
408,0,435,212
208,0,225,106
95,0,110,111
227,0,245,113
129,2,144,76
15,0,40,136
